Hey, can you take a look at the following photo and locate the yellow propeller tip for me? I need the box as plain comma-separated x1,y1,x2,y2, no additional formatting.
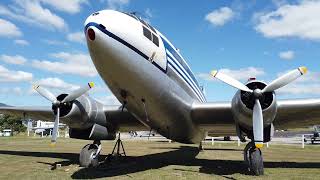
32,84,39,90
210,70,218,77
255,143,263,149
50,142,56,147
88,82,95,88
298,66,307,75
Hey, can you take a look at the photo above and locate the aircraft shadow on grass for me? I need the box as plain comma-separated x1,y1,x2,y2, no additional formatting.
0,146,319,179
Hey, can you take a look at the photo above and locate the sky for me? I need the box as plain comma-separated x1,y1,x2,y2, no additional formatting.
0,0,319,106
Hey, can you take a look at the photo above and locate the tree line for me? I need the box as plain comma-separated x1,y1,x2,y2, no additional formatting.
0,114,26,135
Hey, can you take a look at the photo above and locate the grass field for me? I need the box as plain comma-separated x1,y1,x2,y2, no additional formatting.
0,136,319,179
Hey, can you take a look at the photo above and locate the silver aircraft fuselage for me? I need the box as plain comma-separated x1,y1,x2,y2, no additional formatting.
85,10,206,143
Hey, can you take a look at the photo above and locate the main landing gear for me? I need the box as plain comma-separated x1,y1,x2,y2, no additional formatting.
79,140,101,167
79,134,127,168
244,142,264,175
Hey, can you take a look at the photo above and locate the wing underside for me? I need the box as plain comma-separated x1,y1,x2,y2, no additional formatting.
191,98,320,136
274,98,320,129
0,105,146,132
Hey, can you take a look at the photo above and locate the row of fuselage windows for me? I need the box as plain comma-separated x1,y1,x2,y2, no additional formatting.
123,12,159,47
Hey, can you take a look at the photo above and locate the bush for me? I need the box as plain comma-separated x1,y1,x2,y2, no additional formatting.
0,114,26,134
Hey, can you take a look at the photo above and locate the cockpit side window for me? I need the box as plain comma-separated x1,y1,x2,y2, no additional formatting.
152,33,159,46
143,26,152,41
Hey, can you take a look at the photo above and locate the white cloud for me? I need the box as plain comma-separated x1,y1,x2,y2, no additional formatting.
14,39,29,46
67,31,85,44
255,0,320,41
277,71,320,95
29,77,80,95
0,65,33,82
0,54,27,65
95,95,121,105
42,39,68,46
31,52,98,77
39,0,88,14
279,50,294,60
35,77,79,91
106,0,130,10
205,7,234,26
0,18,22,37
0,87,23,95
0,1,67,31
145,8,152,18
198,67,265,81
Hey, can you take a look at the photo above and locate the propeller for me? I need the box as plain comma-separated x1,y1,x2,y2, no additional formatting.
33,82,95,146
211,67,307,148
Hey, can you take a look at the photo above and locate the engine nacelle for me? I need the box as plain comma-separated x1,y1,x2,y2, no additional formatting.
231,81,277,140
69,123,116,140
56,94,117,140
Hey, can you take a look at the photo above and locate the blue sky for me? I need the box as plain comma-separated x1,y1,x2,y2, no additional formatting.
0,0,319,106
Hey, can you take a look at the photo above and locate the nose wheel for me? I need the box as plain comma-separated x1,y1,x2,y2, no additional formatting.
79,140,101,167
244,142,264,176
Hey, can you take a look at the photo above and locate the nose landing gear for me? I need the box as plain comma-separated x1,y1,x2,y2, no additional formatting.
79,140,101,167
244,142,264,176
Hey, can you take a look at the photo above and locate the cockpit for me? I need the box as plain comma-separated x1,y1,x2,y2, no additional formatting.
123,12,159,47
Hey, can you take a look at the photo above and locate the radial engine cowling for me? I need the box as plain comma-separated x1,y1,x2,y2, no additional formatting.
56,94,116,140
231,81,277,130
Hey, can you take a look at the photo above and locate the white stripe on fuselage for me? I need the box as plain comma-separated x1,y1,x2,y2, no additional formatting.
167,61,204,102
166,50,205,102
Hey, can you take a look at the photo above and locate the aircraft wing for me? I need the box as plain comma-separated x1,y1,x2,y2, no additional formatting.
0,106,54,121
274,98,320,129
0,105,146,131
191,98,320,136
190,102,236,136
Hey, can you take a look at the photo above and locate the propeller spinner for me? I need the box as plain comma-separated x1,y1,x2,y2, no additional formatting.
211,67,307,148
33,82,95,146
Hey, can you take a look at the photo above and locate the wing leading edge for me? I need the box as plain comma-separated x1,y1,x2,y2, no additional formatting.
275,98,320,129
191,102,236,136
191,98,320,136
0,105,146,131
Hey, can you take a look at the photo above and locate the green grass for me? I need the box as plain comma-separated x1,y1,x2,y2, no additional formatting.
0,136,320,179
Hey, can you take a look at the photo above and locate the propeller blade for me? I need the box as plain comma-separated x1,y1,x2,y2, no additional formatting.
211,70,253,93
61,82,94,103
262,66,307,93
50,107,60,146
253,99,264,148
33,85,56,103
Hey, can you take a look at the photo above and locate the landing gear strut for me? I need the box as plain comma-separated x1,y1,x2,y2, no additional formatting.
105,133,126,162
199,141,204,151
111,133,126,157
79,140,101,167
244,142,264,175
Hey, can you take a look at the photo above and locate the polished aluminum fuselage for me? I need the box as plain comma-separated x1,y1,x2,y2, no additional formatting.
85,10,205,143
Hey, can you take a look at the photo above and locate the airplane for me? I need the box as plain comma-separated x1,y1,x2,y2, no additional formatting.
1,9,320,176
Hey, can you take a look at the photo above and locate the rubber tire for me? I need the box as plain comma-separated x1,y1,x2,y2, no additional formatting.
79,144,99,168
249,148,264,176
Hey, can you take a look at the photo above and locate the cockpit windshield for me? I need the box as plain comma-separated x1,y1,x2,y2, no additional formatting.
123,12,157,34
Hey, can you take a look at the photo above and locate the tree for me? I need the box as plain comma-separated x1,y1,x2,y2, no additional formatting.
0,114,26,135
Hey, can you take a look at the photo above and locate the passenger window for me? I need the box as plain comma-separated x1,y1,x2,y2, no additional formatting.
143,26,152,40
152,34,159,47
